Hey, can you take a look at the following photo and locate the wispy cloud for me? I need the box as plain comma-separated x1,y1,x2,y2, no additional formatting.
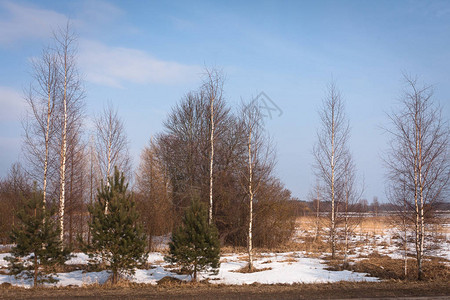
75,0,123,24
0,86,24,121
79,40,202,87
0,1,67,46
0,1,201,87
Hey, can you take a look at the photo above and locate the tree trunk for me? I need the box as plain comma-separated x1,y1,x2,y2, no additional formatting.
88,139,94,245
209,94,214,224
105,121,112,214
330,107,336,259
414,107,424,281
193,260,198,282
344,215,349,266
418,138,425,281
248,128,253,271
59,54,68,243
68,153,74,247
148,234,153,252
404,218,408,279
34,255,38,287
314,187,320,243
112,269,118,284
42,75,52,210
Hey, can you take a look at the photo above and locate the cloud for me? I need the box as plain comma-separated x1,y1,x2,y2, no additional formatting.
0,86,25,121
0,1,200,87
79,40,202,87
75,0,123,25
0,1,67,46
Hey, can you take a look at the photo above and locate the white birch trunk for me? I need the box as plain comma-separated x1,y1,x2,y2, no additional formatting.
209,95,214,224
105,123,112,214
330,108,336,259
248,128,253,271
418,128,424,280
59,54,68,243
43,67,52,210
413,107,424,280
403,217,408,278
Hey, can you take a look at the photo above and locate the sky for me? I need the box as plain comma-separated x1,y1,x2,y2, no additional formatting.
0,0,449,202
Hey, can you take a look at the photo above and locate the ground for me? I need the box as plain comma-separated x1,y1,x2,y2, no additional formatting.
0,214,448,296
1,281,449,299
0,251,378,287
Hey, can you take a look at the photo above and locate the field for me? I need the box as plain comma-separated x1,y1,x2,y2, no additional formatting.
0,215,449,297
1,281,450,299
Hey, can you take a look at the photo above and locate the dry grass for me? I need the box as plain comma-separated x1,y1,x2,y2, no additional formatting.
233,265,272,273
357,216,393,235
0,245,12,254
279,257,297,264
324,253,450,281
1,281,449,299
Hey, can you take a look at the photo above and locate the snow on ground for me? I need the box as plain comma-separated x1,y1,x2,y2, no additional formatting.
1,215,448,287
0,251,376,288
204,252,377,284
66,253,90,265
296,216,450,264
0,270,111,288
131,267,190,284
347,227,450,263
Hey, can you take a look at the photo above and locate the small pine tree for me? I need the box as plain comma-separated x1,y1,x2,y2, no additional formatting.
165,198,220,281
84,167,147,284
6,187,70,287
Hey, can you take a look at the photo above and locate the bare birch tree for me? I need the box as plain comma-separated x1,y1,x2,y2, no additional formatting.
240,100,274,271
384,75,449,280
54,23,84,243
202,68,224,224
342,153,363,266
94,102,131,213
22,47,59,209
313,82,350,259
387,177,410,279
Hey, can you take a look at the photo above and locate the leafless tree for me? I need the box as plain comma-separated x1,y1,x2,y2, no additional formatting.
342,153,363,266
387,177,410,279
0,163,31,243
202,68,224,224
157,73,294,249
54,22,85,242
86,135,99,244
65,129,86,247
240,100,274,270
161,78,229,223
384,75,449,280
313,82,350,259
22,46,59,209
135,138,173,250
94,102,131,213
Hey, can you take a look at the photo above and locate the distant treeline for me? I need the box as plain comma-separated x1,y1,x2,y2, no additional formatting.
288,199,450,217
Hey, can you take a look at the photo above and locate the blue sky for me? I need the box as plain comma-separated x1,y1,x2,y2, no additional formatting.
0,0,449,201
